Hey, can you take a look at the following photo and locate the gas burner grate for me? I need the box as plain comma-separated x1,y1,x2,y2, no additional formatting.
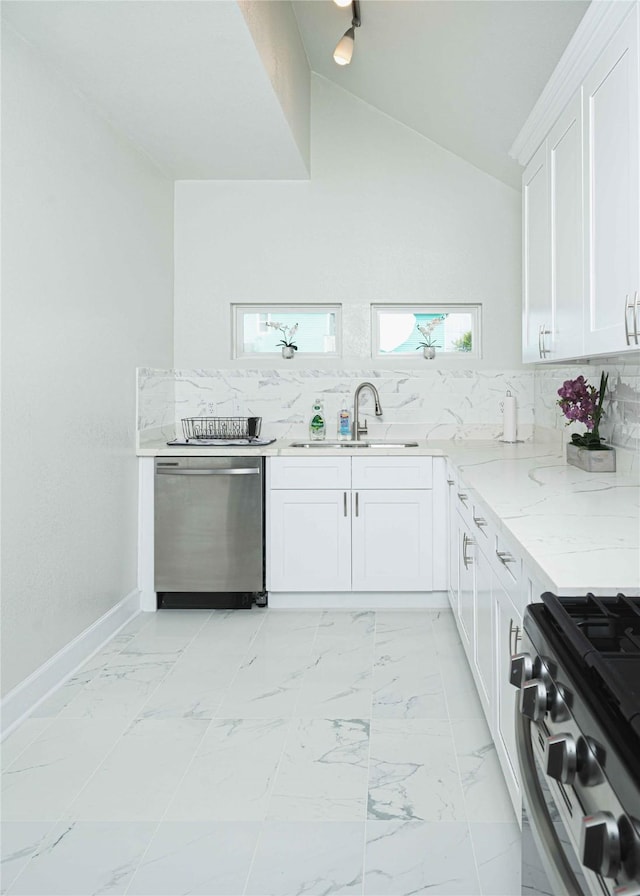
541,592,640,727
555,593,640,655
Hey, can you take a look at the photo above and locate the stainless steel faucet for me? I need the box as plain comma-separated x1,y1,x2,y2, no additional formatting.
352,382,383,440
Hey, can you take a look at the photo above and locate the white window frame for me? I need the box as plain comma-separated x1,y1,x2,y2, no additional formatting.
232,304,342,359
371,303,482,360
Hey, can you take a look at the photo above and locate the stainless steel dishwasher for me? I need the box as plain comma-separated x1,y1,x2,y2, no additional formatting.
154,456,265,608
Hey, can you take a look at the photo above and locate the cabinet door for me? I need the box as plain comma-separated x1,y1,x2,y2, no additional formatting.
446,470,458,607
456,513,475,658
523,141,552,362
473,546,493,716
351,490,433,592
583,5,640,355
550,93,584,360
268,490,351,591
494,582,522,817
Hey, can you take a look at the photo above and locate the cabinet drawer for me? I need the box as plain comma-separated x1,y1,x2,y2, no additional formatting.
492,528,523,604
351,456,432,489
268,456,351,489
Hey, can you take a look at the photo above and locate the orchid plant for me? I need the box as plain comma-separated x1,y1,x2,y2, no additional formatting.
416,317,445,349
266,321,299,351
557,371,610,450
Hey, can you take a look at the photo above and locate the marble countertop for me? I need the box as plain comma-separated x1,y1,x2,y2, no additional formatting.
138,437,640,596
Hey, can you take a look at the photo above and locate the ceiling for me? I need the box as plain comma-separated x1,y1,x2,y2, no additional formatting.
2,0,309,180
3,0,589,187
292,0,589,188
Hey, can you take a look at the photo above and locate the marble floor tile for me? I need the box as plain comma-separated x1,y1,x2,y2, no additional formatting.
469,822,521,896
216,653,311,718
451,718,516,823
368,719,466,822
133,608,212,637
317,610,375,642
1,608,522,896
30,637,135,719
0,822,53,894
247,610,322,654
429,608,462,647
125,821,262,895
436,647,485,721
374,612,436,656
297,644,373,719
66,717,208,821
268,718,369,821
177,612,265,657
364,820,481,895
372,650,447,720
1,718,127,821
1,720,53,770
57,653,180,722
245,821,364,895
135,649,242,720
5,821,156,895
165,718,290,821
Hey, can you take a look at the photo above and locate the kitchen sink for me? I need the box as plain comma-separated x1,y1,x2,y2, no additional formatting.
289,440,419,449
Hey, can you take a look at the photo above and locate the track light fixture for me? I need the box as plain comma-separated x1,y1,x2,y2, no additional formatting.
333,0,361,66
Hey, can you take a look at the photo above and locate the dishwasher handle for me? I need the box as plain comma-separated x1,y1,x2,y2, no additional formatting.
156,467,260,476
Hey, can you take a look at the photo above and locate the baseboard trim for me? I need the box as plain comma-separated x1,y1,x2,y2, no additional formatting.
1,589,141,740
267,591,450,609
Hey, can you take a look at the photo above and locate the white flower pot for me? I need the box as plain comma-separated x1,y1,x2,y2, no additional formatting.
422,346,436,360
281,346,295,359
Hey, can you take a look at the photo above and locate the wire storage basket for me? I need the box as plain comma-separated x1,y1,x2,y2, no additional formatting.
181,417,261,440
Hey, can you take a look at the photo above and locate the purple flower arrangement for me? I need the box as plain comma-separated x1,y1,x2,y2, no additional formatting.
557,371,610,450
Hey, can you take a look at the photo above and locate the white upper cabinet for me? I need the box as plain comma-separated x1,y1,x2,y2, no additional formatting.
550,94,584,360
522,142,552,362
515,1,640,362
583,4,640,354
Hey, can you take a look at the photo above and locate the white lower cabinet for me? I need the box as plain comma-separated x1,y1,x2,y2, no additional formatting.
456,511,475,653
267,456,436,594
494,581,523,812
473,545,493,717
351,489,432,591
268,489,351,592
445,468,524,820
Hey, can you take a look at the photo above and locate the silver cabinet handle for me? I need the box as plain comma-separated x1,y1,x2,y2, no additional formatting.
473,513,487,532
446,479,455,486
355,492,359,517
540,325,552,358
344,491,348,517
538,324,543,358
457,492,468,506
496,549,515,566
462,532,474,569
156,467,259,476
625,294,631,346
509,619,522,657
633,291,639,346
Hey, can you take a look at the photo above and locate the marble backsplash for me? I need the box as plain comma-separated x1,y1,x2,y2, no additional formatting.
137,368,536,444
534,360,640,454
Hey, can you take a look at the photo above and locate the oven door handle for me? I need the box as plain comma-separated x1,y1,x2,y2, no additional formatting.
516,711,583,895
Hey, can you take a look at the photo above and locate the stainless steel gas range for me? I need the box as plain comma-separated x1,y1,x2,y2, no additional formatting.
511,593,640,896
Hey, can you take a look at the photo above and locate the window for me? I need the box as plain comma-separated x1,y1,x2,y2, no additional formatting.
233,305,341,358
372,305,481,358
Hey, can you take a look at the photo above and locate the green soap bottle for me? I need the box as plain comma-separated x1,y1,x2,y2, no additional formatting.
309,398,326,441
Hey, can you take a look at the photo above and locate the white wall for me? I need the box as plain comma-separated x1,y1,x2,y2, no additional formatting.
174,75,522,369
1,27,174,696
238,0,311,171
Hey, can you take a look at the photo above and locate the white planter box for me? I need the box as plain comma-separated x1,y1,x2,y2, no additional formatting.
566,443,616,472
